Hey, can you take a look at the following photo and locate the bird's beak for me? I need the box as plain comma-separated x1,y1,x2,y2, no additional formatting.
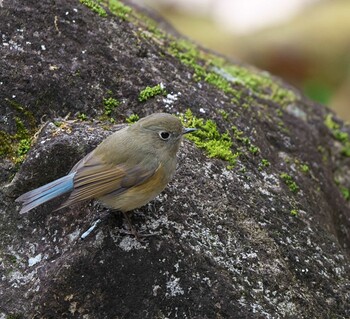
182,127,197,135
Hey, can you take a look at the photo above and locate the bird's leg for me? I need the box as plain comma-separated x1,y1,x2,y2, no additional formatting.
80,209,110,240
80,218,102,240
122,212,141,241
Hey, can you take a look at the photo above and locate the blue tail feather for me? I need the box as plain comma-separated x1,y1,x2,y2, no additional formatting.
16,173,75,214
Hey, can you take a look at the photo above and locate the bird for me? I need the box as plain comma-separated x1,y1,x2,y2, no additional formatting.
16,113,196,219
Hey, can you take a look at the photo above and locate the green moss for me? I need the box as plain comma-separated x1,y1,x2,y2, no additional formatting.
80,0,107,17
108,0,132,20
280,173,299,193
231,125,260,156
249,145,260,155
129,8,297,107
324,114,350,157
261,159,270,167
290,209,298,217
138,84,167,102
317,145,328,163
126,114,139,123
77,113,88,121
179,109,239,168
14,117,28,139
0,131,12,156
13,118,32,164
340,186,350,201
205,72,236,95
17,139,31,156
341,145,350,157
212,64,296,106
53,121,62,127
167,40,206,81
258,158,270,171
218,109,229,120
324,113,349,142
1,99,36,161
123,5,297,108
232,126,248,144
300,164,310,173
103,97,120,116
276,109,283,117
324,113,339,131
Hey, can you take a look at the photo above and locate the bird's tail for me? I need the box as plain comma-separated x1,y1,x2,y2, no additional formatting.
16,173,75,214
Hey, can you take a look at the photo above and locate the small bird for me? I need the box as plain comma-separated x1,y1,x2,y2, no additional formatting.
16,113,196,219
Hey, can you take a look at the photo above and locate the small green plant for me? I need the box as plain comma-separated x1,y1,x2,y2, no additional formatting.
290,209,298,217
80,0,107,17
324,114,349,142
324,114,350,157
340,186,350,201
138,84,167,102
258,158,270,171
126,114,139,123
0,131,13,156
324,113,339,131
280,173,299,193
232,125,260,157
261,159,270,167
300,164,310,173
15,138,31,164
249,145,260,155
205,72,236,95
53,121,62,127
77,113,88,121
218,109,229,120
276,109,283,117
103,97,120,116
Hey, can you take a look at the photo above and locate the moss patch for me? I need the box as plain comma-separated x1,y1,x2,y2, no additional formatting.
103,97,120,116
231,125,260,156
107,0,296,108
339,186,350,201
80,0,107,17
280,173,300,193
259,158,270,171
138,84,167,102
108,0,132,20
0,131,12,156
324,113,350,157
324,113,350,201
1,99,36,163
126,114,139,123
180,109,239,168
166,38,296,106
218,109,229,120
290,209,299,217
77,113,88,121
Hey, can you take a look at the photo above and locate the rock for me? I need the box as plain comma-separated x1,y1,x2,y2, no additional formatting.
0,0,349,318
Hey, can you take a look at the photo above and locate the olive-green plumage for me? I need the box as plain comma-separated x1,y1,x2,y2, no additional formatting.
16,113,196,214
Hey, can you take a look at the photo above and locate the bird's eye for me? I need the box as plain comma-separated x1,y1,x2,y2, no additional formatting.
159,131,170,140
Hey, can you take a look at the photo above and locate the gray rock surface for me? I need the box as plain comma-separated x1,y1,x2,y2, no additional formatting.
1,0,349,318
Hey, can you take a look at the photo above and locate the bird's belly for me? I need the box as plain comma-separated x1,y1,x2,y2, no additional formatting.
99,164,171,212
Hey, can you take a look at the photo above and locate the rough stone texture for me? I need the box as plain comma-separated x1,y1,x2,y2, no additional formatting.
1,0,350,318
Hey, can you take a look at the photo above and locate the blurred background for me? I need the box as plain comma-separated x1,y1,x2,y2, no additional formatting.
136,0,350,121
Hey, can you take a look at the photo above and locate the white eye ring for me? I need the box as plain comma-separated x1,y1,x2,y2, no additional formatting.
159,131,171,140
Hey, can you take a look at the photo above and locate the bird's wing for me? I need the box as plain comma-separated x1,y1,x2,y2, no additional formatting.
57,153,159,209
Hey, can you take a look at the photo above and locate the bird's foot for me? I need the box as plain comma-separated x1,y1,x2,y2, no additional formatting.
80,210,110,240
